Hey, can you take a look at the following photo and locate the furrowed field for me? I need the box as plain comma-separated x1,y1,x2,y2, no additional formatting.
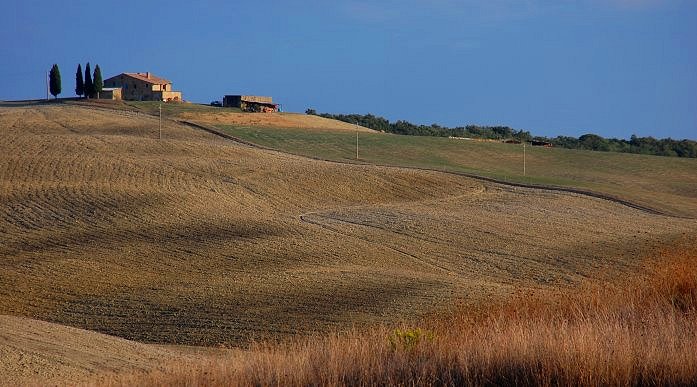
1,101,695,385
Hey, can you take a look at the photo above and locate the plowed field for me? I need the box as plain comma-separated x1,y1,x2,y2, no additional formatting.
0,315,213,386
1,103,695,353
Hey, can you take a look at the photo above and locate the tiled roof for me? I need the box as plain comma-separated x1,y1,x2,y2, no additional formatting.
122,72,171,85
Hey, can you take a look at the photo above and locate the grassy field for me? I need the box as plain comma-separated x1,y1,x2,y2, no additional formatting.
217,125,697,218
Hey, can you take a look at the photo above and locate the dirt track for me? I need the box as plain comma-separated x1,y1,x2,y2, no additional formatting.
1,103,696,381
179,120,678,218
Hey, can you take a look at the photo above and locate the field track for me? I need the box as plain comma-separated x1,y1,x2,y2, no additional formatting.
1,102,695,353
178,120,678,218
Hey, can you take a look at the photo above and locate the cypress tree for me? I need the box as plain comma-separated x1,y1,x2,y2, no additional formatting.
75,64,84,97
84,62,93,98
93,64,103,99
49,64,61,99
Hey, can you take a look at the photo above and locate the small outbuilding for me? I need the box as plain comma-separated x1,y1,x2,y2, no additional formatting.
223,95,278,112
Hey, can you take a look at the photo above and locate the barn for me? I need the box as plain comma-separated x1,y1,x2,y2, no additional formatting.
223,95,278,112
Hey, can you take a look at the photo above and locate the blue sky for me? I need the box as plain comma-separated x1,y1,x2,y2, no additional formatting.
2,0,695,139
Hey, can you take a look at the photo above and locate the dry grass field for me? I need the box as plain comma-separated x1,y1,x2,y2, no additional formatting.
101,244,697,386
178,110,375,132
94,100,375,132
1,102,695,384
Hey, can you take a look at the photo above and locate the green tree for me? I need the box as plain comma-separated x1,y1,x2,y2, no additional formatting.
579,133,609,151
49,64,61,99
75,64,84,97
84,62,93,98
93,64,103,99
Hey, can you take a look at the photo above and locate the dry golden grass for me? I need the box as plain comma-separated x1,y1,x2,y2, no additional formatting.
178,110,375,132
97,244,697,386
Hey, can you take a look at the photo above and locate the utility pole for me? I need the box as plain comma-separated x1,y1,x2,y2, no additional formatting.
159,103,162,140
523,141,526,176
46,70,49,101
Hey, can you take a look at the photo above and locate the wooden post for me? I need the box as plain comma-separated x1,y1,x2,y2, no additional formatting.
159,103,162,140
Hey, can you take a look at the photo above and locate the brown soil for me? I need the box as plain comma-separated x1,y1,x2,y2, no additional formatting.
1,103,695,383
0,315,223,386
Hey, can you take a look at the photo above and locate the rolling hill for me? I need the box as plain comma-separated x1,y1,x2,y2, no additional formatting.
1,101,695,383
209,124,697,218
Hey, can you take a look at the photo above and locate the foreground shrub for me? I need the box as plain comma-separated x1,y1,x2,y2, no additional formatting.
388,328,434,352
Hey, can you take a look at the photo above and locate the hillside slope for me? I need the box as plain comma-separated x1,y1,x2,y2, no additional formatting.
84,100,375,132
214,125,697,218
0,315,206,386
1,104,695,351
179,110,375,132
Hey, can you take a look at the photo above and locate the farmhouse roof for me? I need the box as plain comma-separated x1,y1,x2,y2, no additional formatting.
240,96,273,103
121,72,171,85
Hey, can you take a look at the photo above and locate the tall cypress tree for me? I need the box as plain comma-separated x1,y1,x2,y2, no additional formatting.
75,64,84,97
84,62,93,98
93,64,103,99
49,64,61,99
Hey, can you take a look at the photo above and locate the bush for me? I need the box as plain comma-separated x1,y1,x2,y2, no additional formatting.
388,328,434,351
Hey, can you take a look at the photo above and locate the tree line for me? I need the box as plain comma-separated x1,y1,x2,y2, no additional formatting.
305,109,697,158
305,109,535,140
535,134,697,158
47,62,104,99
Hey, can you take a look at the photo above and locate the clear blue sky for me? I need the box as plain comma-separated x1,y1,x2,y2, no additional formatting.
2,0,696,140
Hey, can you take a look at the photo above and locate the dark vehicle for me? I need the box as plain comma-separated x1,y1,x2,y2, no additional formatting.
210,100,222,107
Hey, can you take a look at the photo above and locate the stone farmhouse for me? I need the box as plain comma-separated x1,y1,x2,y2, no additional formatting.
102,72,182,102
